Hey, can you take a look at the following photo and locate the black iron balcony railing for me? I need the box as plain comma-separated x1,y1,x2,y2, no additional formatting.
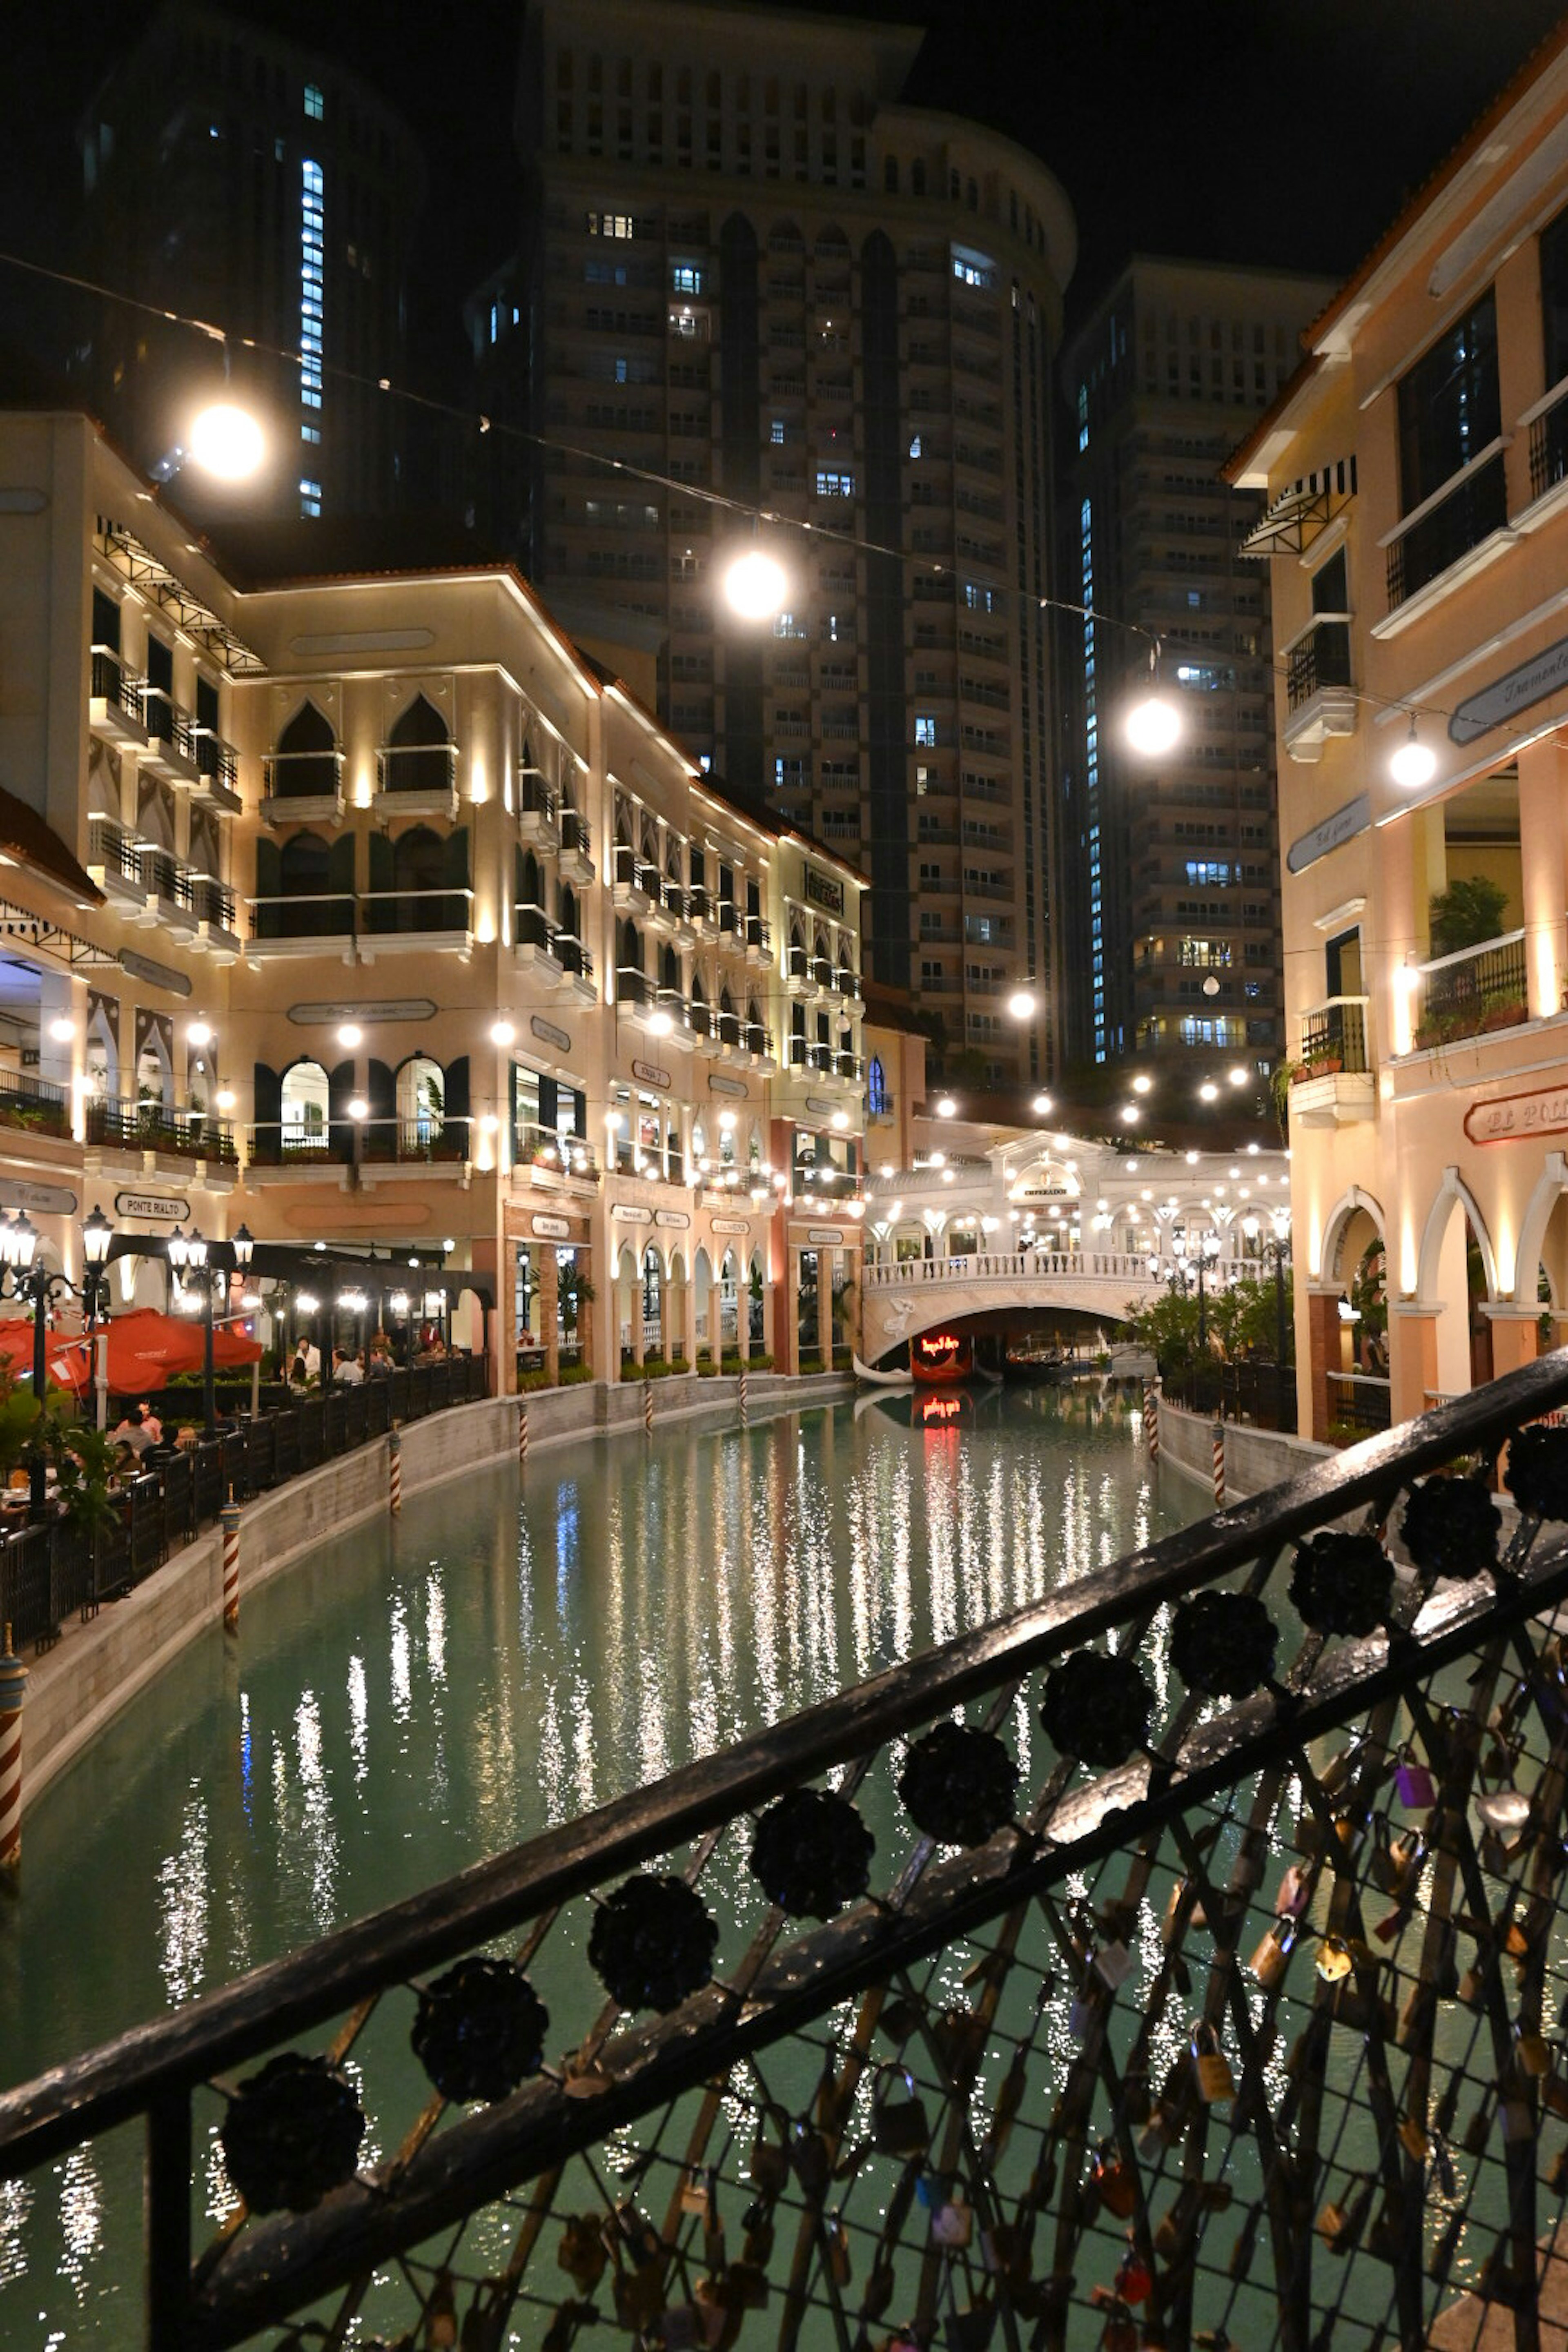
261,747,345,802
613,842,639,890
745,912,771,955
1386,449,1508,609
514,1125,599,1180
247,890,356,942
1300,995,1370,1074
190,726,239,795
0,1070,69,1140
88,644,143,726
1286,618,1353,711
357,1116,471,1167
12,1359,1568,2346
85,1096,237,1165
141,685,194,762
1529,380,1568,502
375,743,458,796
518,773,557,826
617,965,650,1007
190,875,236,931
555,931,593,981
359,885,473,938
513,899,553,952
1411,928,1528,1049
559,806,592,861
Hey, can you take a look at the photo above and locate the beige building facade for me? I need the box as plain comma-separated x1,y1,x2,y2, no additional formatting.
1230,25,1568,1437
0,409,883,1388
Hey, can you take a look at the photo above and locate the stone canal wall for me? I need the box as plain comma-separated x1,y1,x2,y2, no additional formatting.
21,1370,852,1810
1158,1396,1332,1501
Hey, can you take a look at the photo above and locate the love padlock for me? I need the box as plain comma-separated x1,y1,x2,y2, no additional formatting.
1192,2021,1235,2103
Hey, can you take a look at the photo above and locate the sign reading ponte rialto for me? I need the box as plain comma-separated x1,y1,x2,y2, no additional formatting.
1464,1085,1568,1145
116,1189,190,1222
1450,630,1568,746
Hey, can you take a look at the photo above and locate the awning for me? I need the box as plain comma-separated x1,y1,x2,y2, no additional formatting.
1241,457,1357,558
95,518,265,675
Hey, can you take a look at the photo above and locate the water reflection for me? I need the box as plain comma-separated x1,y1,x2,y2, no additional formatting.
0,1388,1185,2342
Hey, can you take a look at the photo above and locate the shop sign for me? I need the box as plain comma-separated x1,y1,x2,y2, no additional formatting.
708,1072,748,1098
116,1189,189,1221
806,1226,845,1244
530,1213,571,1240
0,1180,77,1216
804,865,844,916
1450,631,1568,746
612,1203,653,1224
805,1096,840,1118
531,1015,572,1055
288,998,435,1026
1286,792,1370,874
632,1058,671,1090
710,1216,751,1235
1465,1084,1568,1145
118,948,191,999
654,1207,690,1229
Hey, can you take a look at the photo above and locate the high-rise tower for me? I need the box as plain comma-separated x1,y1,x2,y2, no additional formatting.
470,0,1075,1083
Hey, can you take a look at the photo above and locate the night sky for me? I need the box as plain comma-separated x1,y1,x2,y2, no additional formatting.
4,0,1567,394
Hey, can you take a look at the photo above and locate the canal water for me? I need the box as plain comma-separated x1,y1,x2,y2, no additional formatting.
0,1384,1184,2344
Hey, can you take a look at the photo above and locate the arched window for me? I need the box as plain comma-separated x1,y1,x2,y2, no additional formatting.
746,995,765,1054
274,700,338,800
617,918,645,1002
788,918,807,978
641,1246,663,1340
718,983,738,1045
396,1054,444,1145
867,1054,888,1116
390,825,461,930
385,695,453,797
557,882,583,973
281,1059,330,1153
659,942,680,994
690,972,710,1038
515,844,548,949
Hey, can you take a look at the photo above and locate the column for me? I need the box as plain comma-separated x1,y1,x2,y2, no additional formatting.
580,1248,599,1381
682,1261,698,1370
736,1254,751,1366
783,1246,801,1376
1305,1284,1344,1442
1389,1303,1441,1428
819,1246,836,1367
1518,736,1568,1021
1485,1303,1539,1379
540,1247,560,1386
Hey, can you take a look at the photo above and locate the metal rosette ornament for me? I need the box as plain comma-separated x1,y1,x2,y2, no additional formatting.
1400,1472,1501,1581
1039,1648,1154,1768
219,2051,366,2215
1288,1530,1395,1636
897,1720,1018,1846
411,1956,549,2105
749,1786,875,1918
1169,1588,1278,1700
588,1873,719,2012
1505,1422,1568,1521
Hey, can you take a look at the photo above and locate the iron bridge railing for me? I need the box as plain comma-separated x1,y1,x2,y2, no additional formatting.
9,1359,1568,2346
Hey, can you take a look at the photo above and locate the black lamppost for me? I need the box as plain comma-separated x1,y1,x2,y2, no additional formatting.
0,1204,117,1513
1244,1207,1293,1430
169,1222,254,1437
1171,1223,1221,1353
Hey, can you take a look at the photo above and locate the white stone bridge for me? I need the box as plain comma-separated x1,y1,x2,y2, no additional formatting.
859,1247,1165,1366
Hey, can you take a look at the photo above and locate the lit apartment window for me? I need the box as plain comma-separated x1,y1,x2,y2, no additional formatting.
587,211,635,238
299,477,322,517
300,160,324,411
814,469,854,497
304,82,324,120
914,716,937,747
671,263,705,294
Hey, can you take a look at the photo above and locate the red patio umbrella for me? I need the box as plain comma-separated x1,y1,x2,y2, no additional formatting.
30,1308,263,1399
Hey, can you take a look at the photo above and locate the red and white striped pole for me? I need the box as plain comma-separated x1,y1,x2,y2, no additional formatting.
220,1494,241,1635
1145,1380,1160,1465
1212,1418,1226,1508
739,1365,749,1427
0,1627,26,1891
388,1425,403,1516
643,1376,654,1436
517,1399,529,1470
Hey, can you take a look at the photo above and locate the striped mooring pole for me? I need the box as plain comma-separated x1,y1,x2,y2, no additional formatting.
388,1425,403,1516
643,1376,654,1436
220,1492,241,1635
517,1399,529,1470
739,1364,749,1427
1145,1380,1160,1465
1212,1418,1226,1508
0,1625,26,1891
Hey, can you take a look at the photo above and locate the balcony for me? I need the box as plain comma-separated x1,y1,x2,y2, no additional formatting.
374,743,459,820
140,687,199,784
358,885,473,959
517,773,557,845
786,942,816,996
261,749,345,827
558,806,594,884
245,1126,352,1182
648,876,690,935
0,1071,70,1147
514,900,565,987
246,892,357,960
88,646,147,749
85,1096,237,1174
553,931,597,1003
1383,447,1509,618
1281,617,1356,763
611,844,651,913
1288,997,1374,1127
744,913,771,964
1409,927,1530,1051
688,881,716,935
834,966,862,1001
87,821,236,953
357,1117,472,1181
189,726,243,815
655,985,696,1048
513,1126,600,1187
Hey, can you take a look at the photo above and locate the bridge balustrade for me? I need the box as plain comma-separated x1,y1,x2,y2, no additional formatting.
9,1360,1568,2347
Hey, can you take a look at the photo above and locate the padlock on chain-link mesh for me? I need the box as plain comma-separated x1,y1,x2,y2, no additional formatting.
1192,2021,1235,2103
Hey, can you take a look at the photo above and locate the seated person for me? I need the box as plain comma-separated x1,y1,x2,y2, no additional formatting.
367,1334,395,1376
332,1346,364,1387
289,1337,320,1385
111,1405,154,1458
138,1400,164,1446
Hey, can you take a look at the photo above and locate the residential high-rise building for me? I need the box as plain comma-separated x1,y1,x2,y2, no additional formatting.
469,0,1076,1084
71,0,425,523
1058,258,1333,1085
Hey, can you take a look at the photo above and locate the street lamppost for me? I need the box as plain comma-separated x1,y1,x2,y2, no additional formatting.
1243,1207,1293,1430
0,1204,117,1513
168,1223,254,1437
1171,1223,1222,1354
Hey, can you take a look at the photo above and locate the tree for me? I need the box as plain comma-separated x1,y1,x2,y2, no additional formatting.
1429,873,1508,957
1127,1285,1205,1373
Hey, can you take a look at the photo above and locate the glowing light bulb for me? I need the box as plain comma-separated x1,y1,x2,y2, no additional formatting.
187,401,265,481
1007,988,1036,1020
1125,689,1180,757
1390,714,1437,791
722,547,789,621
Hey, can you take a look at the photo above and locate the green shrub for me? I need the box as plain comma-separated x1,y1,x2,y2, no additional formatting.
560,1363,593,1386
696,1359,719,1377
797,1354,826,1376
517,1367,554,1393
644,1358,675,1380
